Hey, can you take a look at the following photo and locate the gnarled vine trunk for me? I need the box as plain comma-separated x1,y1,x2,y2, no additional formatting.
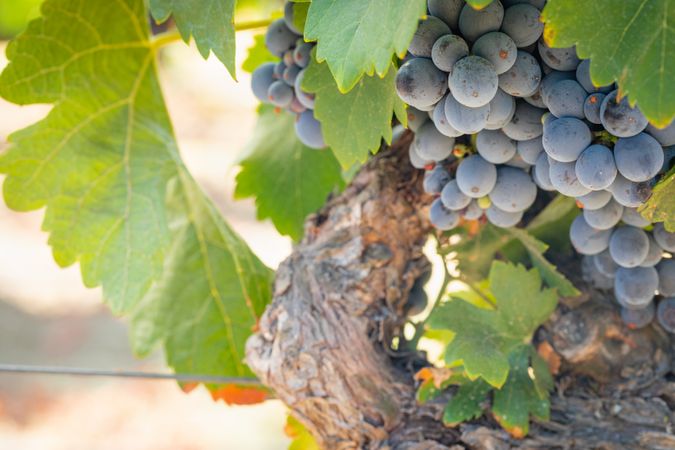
246,137,675,450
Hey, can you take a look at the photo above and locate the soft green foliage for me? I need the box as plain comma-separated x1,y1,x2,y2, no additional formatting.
235,106,344,241
492,346,552,437
303,58,407,168
427,262,557,387
286,415,320,450
442,379,491,426
640,167,675,232
304,0,427,92
242,34,278,73
542,0,675,127
466,0,495,9
0,0,42,37
0,0,272,381
149,0,237,77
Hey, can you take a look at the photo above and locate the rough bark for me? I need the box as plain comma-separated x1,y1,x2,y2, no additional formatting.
246,137,674,450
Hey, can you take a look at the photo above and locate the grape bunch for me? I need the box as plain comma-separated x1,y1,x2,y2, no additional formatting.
250,3,326,149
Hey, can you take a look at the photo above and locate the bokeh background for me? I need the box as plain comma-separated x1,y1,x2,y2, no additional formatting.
0,3,295,449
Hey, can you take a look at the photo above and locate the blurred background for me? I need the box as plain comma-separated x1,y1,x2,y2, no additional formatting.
0,2,295,449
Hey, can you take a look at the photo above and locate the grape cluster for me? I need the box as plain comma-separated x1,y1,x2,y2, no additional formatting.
250,3,326,149
398,0,675,332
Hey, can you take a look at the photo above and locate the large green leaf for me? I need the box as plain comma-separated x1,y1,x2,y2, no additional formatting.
235,106,344,241
640,167,675,232
302,58,406,168
442,379,491,426
149,0,237,77
0,0,272,380
304,0,426,92
428,262,557,387
542,0,675,127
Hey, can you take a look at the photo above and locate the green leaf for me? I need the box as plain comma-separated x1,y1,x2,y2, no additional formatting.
242,34,278,73
235,106,344,241
492,346,551,438
442,379,491,426
466,0,494,9
286,415,320,450
150,0,237,77
0,0,272,381
304,0,426,92
640,168,675,232
449,224,513,282
302,58,406,168
428,262,557,387
542,0,675,126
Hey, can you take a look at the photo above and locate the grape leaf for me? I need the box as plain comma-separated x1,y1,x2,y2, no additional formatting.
235,106,344,240
149,0,237,77
640,168,675,232
542,0,675,127
286,415,320,450
302,58,406,168
0,0,272,384
466,0,495,9
492,346,551,438
242,34,278,73
428,262,557,387
304,0,426,92
442,379,491,426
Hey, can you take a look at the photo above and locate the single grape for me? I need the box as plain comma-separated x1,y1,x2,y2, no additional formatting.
640,236,663,268
413,121,454,161
441,179,472,210
583,93,606,124
423,166,452,195
609,226,650,268
458,0,505,42
485,88,516,129
409,16,451,58
406,106,429,132
288,96,306,114
503,0,546,9
549,159,591,197
283,64,301,86
621,303,655,329
516,137,544,164
576,190,612,210
431,35,469,73
428,0,464,30
476,129,517,163
540,70,576,105
646,120,675,146
409,141,431,169
543,117,591,162
498,50,541,97
544,79,587,119
501,4,543,47
593,249,618,278
575,59,612,94
430,198,461,230
472,32,517,74
293,42,313,68
456,154,498,198
621,207,651,228
533,152,555,191
615,266,658,309
273,61,286,80
600,90,648,138
583,199,623,230
267,80,294,107
444,94,491,134
656,298,675,333
582,255,614,290
265,19,299,57
396,58,448,109
489,166,537,212
502,101,545,141
462,200,484,220
283,50,295,67
486,204,523,228
614,133,664,183
523,88,546,108
295,110,325,149
575,144,617,190
294,70,315,109
432,98,463,137
537,41,580,71
283,2,301,34
653,223,675,252
609,174,653,208
569,214,612,255
504,152,531,169
251,63,276,103
657,260,675,296
449,56,499,108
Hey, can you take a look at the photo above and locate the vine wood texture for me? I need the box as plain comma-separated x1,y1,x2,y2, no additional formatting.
246,137,675,450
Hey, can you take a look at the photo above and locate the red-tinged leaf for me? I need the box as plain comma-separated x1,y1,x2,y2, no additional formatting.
210,385,268,405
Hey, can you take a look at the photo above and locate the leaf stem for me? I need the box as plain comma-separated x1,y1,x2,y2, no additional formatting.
235,18,275,31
